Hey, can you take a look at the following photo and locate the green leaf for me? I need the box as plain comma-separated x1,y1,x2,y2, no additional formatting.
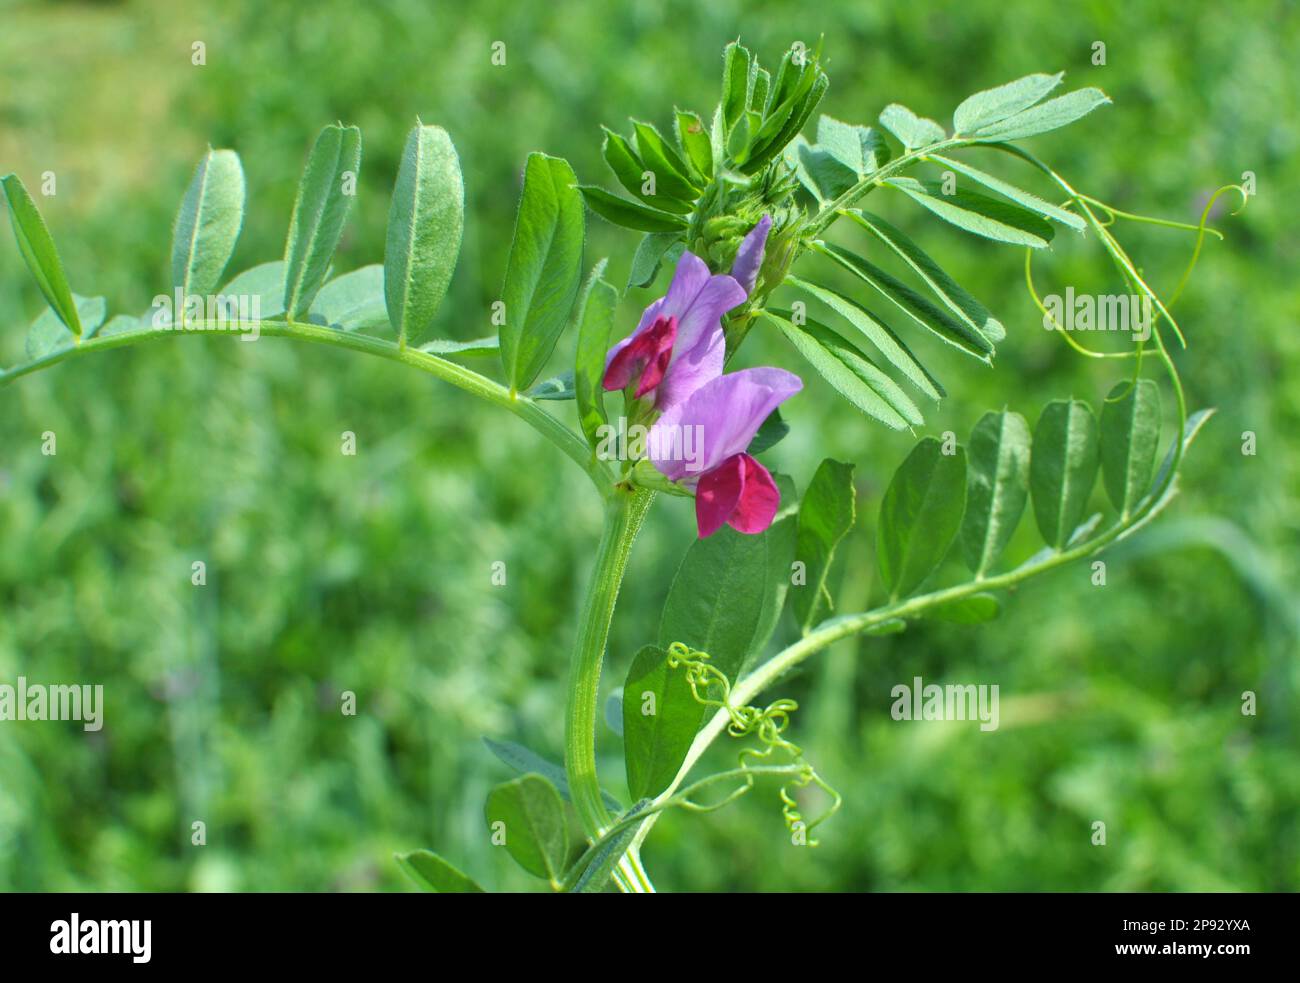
622,645,701,800
928,155,1085,230
419,336,499,357
748,408,790,455
786,275,944,401
309,264,386,332
601,129,692,215
659,513,796,683
383,124,463,347
743,67,827,171
763,310,919,430
483,738,621,811
1,173,83,337
960,411,1031,576
171,148,246,299
721,42,753,134
1030,399,1100,548
788,137,858,201
632,120,700,201
499,153,585,391
526,371,574,400
969,88,1111,141
926,593,1002,624
627,232,682,290
283,124,362,318
751,69,771,113
483,773,568,883
878,436,968,599
1100,379,1162,518
886,177,1054,248
674,110,713,182
396,850,485,893
878,103,946,149
574,262,617,448
578,185,688,233
220,261,287,320
844,209,1006,344
817,244,994,360
792,459,857,633
816,116,889,177
25,295,105,359
572,799,652,893
952,72,1064,135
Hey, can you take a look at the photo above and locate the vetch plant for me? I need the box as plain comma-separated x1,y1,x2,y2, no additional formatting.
0,43,1246,893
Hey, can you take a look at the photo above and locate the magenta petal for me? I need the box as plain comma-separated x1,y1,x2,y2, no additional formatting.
603,315,677,394
730,215,772,296
650,366,803,481
694,454,745,538
727,454,780,533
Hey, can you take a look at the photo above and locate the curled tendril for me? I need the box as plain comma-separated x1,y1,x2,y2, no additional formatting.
666,641,842,844
1026,182,1248,367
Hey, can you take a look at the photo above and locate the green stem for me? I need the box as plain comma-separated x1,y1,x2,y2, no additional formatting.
563,487,655,837
0,319,612,494
805,138,965,237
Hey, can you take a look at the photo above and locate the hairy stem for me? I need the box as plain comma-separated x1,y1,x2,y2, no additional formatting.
0,319,612,494
563,486,655,887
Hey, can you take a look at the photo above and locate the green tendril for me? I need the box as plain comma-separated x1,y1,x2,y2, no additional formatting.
666,641,842,844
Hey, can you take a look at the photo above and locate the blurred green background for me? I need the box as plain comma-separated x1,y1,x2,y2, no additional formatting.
1,0,1296,891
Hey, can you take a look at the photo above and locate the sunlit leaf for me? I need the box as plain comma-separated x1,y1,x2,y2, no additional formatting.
952,72,1064,135
844,209,1006,344
171,148,246,300
969,88,1111,141
786,274,944,400
500,153,585,391
1,173,83,337
574,261,617,447
383,124,464,347
763,309,919,429
928,154,1084,230
578,185,688,233
886,177,1054,248
878,103,946,149
283,124,362,318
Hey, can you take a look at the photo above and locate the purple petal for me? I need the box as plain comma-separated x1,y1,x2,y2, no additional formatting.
671,268,746,356
650,366,802,481
730,215,772,296
653,324,725,412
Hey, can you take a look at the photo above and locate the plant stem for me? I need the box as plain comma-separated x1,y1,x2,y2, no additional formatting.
563,486,654,836
0,319,613,494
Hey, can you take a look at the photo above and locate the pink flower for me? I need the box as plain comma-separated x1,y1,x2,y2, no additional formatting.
603,217,773,412
648,366,802,537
